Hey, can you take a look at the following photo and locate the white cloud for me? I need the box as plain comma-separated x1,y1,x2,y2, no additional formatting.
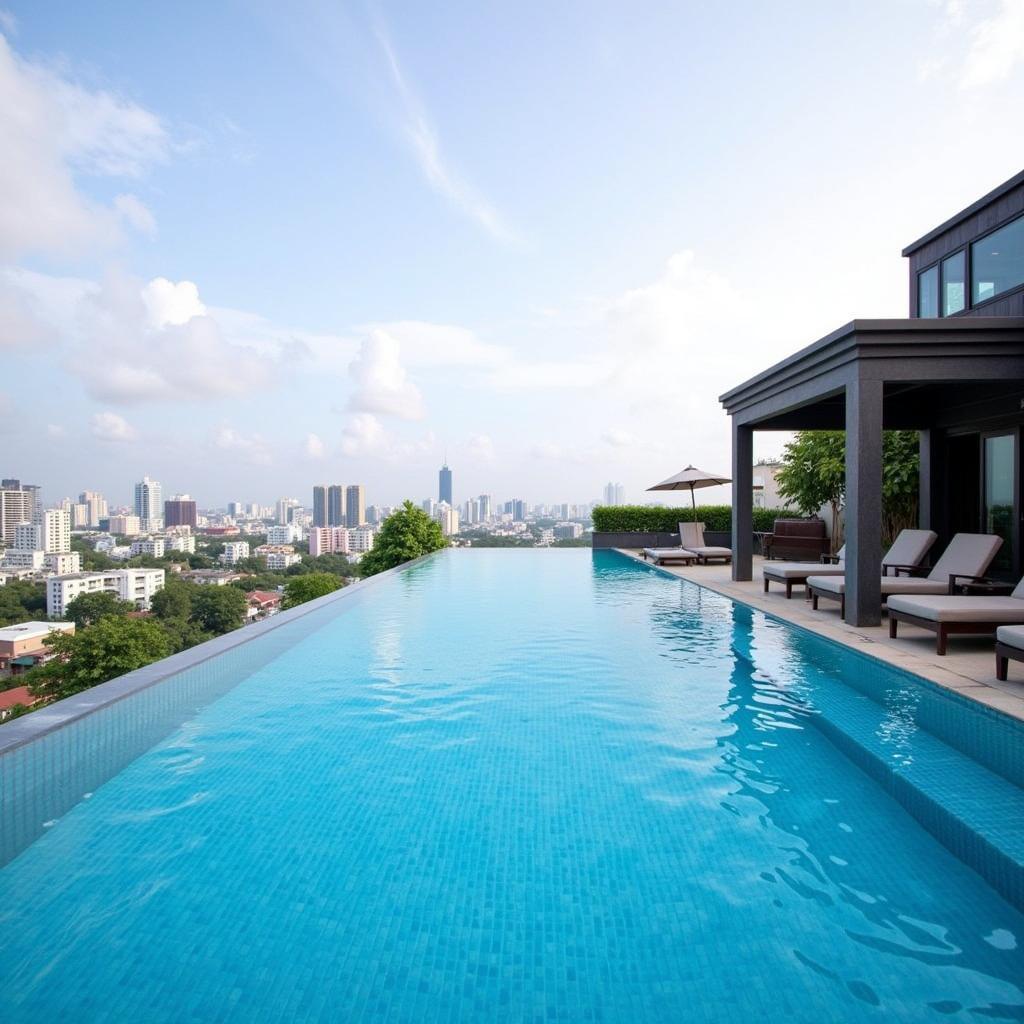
0,273,57,347
114,193,157,236
959,0,1024,88
91,411,137,442
141,277,206,327
347,329,425,419
305,432,326,459
340,412,387,456
214,426,272,465
46,423,66,438
465,433,495,461
0,32,168,259
602,429,636,448
375,26,517,244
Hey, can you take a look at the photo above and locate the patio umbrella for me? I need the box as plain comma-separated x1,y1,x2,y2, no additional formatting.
647,465,732,522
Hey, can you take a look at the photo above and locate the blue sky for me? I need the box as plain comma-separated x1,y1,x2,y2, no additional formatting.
2,1,1023,509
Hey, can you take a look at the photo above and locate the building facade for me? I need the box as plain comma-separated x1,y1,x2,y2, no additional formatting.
134,476,163,532
439,464,453,505
346,485,365,527
0,485,35,545
312,486,328,528
46,568,165,618
164,496,198,528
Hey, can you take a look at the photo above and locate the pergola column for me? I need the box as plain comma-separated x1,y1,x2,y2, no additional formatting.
919,428,947,542
731,420,753,581
845,377,883,626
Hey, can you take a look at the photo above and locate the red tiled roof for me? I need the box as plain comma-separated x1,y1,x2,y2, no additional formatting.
248,590,282,605
0,686,38,710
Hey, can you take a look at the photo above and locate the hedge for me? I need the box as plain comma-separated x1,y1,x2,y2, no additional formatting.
591,505,799,533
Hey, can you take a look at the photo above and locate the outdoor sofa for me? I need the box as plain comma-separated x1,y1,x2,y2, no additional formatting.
888,575,1024,655
642,522,731,566
761,518,828,561
805,533,1003,619
762,529,937,599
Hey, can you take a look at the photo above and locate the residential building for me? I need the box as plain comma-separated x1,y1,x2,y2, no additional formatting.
267,525,296,545
327,485,345,526
164,495,198,528
164,533,196,554
39,509,71,553
0,485,35,545
108,514,142,536
309,526,350,556
422,498,436,517
435,503,459,537
246,590,283,621
46,568,165,618
439,463,453,505
265,551,301,570
12,522,40,551
134,476,163,531
478,494,492,521
346,485,365,527
753,461,785,509
182,569,243,586
312,485,328,528
0,621,75,676
554,522,583,540
130,538,166,558
79,491,108,527
226,501,244,518
1,550,44,571
45,552,81,575
220,541,251,566
276,498,299,525
348,526,376,553
721,168,1024,625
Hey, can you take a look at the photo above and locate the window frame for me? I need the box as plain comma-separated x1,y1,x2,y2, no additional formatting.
917,262,939,318
970,211,1024,311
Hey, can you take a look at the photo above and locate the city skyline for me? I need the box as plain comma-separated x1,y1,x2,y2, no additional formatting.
1,5,1020,503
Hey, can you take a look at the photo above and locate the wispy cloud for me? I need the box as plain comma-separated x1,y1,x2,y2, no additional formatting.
374,24,518,245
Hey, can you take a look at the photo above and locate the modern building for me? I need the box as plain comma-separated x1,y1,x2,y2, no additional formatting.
0,621,75,676
434,503,459,537
164,533,196,554
276,498,299,525
721,169,1024,626
46,568,165,618
0,484,35,545
554,522,584,540
308,527,350,556
478,495,492,521
752,461,786,509
130,538,166,558
348,526,376,553
346,485,365,527
44,552,82,575
164,495,198,529
220,541,251,566
1,549,44,571
256,545,301,570
312,486,328,528
602,482,626,506
108,514,142,537
134,477,163,532
266,525,297,545
39,509,71,554
439,463,453,505
79,491,108,528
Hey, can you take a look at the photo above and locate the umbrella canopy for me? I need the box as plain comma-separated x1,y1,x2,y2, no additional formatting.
647,465,732,521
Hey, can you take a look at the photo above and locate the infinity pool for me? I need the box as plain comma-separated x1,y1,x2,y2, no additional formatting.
1,550,1023,1021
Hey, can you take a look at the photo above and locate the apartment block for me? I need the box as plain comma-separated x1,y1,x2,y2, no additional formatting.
108,514,142,536
220,542,251,566
308,526,350,556
130,538,166,558
46,568,165,618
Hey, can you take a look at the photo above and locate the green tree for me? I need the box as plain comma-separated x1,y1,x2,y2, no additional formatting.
0,581,46,626
150,579,195,620
282,573,343,609
776,430,920,549
359,500,447,577
27,618,171,702
158,617,212,654
192,586,248,635
64,590,135,627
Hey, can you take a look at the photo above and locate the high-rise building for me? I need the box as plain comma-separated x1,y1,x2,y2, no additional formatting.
309,526,350,556
602,482,626,506
0,484,36,544
134,476,163,531
40,509,71,553
346,485,365,527
312,486,328,528
164,495,198,528
226,501,244,518
79,491,108,528
276,498,299,525
439,463,453,505
327,485,345,526
478,494,492,521
434,503,459,537
422,498,436,517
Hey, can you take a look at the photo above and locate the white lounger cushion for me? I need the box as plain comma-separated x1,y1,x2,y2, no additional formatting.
764,561,846,581
883,529,938,568
678,522,731,557
805,575,950,597
997,624,1024,650
887,594,1024,623
643,548,695,560
687,545,732,557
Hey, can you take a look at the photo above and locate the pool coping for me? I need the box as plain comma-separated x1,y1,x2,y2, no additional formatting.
615,548,1024,724
0,551,443,757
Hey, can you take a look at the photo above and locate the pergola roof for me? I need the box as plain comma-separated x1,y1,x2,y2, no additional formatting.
719,317,1024,431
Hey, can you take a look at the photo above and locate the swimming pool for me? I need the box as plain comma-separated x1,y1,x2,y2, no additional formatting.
1,549,1022,1021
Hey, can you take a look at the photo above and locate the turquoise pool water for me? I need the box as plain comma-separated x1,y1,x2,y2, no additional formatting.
1,549,1023,1021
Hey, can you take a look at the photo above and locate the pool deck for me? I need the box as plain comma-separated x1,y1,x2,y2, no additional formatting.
617,549,1024,722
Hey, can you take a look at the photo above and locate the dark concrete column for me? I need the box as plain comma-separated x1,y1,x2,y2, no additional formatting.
845,378,884,626
918,428,946,541
732,420,753,581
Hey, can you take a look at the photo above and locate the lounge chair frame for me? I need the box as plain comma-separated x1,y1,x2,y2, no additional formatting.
995,640,1024,681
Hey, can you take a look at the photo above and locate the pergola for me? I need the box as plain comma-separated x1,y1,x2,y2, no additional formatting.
720,317,1024,626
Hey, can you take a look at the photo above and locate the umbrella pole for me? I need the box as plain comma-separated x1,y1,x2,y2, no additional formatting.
691,487,696,523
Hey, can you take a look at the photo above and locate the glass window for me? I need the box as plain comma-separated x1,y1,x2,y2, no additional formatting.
972,214,1024,305
917,264,938,317
984,433,1015,575
941,250,965,316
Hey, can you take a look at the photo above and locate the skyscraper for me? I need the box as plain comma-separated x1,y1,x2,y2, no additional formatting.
602,482,626,506
439,463,452,505
79,490,108,527
478,494,492,521
164,495,198,528
134,476,163,531
0,483,36,544
346,485,365,527
312,485,328,528
327,485,346,526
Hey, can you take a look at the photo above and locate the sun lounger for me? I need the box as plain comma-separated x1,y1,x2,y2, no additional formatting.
806,533,1002,619
995,625,1024,680
678,522,731,565
763,530,937,599
642,547,698,565
888,575,1024,654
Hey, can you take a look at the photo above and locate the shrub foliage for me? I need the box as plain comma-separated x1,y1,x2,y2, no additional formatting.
591,505,795,533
